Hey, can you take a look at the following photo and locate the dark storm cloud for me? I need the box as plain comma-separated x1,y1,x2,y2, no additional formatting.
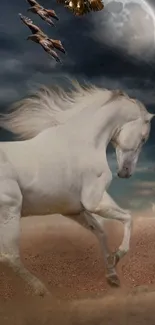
1,0,155,104
0,0,155,103
0,0,155,122
0,0,155,121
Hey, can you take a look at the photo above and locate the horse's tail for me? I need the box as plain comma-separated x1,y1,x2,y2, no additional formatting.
0,82,75,140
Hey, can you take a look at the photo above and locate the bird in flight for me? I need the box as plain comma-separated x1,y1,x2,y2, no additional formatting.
57,0,104,16
19,14,65,62
26,0,59,26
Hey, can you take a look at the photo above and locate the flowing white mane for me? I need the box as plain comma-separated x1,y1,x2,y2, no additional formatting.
0,78,147,140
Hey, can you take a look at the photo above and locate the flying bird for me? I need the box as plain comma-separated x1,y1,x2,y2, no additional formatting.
57,0,104,15
19,14,65,62
26,0,59,26
19,14,65,53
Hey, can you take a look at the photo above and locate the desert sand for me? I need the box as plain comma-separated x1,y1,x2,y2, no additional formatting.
0,213,155,325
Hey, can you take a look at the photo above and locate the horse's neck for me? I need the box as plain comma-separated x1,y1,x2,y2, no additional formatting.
54,89,112,125
42,94,134,153
64,100,125,150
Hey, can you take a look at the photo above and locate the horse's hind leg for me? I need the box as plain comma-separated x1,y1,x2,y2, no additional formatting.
0,177,49,296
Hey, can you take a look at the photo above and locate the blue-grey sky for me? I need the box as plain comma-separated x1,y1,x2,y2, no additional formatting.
0,0,155,211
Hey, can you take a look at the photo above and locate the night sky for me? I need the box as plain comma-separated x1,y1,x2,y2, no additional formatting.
0,0,155,212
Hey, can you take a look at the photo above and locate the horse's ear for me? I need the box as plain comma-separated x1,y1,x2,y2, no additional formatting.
145,113,155,122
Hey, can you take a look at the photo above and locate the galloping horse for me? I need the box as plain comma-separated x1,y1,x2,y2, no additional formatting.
0,80,153,295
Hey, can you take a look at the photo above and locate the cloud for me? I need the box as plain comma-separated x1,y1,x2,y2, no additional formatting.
134,180,155,190
0,88,19,105
135,188,153,196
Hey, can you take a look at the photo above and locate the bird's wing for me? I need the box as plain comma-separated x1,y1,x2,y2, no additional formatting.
44,9,57,17
49,38,65,53
89,0,104,11
40,38,51,49
44,9,59,20
49,49,61,62
19,14,43,34
19,13,34,27
26,0,39,6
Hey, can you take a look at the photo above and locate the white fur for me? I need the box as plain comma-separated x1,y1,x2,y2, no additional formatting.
0,79,152,295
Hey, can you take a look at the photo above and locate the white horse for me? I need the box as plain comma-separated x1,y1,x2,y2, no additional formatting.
0,80,153,296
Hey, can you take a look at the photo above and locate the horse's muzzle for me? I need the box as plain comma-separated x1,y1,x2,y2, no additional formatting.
117,168,131,178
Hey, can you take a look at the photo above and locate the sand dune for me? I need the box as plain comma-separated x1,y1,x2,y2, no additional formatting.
0,214,155,324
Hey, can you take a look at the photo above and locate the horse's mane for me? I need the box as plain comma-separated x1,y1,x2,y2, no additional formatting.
0,78,147,140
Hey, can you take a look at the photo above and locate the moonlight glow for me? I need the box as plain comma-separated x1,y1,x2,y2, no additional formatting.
93,0,155,60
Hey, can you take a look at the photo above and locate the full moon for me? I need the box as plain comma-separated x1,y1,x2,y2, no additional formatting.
93,0,155,60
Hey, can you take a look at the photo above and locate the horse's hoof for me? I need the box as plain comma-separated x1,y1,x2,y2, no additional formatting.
35,286,50,297
107,273,120,287
29,280,50,297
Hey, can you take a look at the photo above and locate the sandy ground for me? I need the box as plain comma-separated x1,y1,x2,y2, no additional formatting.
0,214,155,324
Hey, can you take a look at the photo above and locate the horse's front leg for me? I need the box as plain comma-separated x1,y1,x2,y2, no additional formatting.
94,191,132,265
81,171,132,286
77,210,120,286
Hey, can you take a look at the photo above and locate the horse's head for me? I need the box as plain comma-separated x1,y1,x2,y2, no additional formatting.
112,113,154,178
